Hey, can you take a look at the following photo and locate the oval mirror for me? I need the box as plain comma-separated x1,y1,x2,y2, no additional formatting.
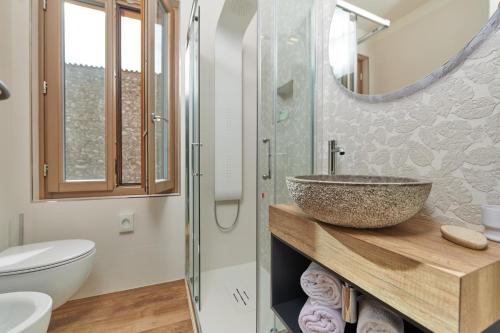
329,0,498,97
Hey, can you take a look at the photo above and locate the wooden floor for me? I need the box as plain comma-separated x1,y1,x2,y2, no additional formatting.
48,280,194,333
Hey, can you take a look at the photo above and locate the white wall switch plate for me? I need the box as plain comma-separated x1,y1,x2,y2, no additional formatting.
119,213,134,234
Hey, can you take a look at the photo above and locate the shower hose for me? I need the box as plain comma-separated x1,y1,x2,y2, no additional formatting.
214,200,241,232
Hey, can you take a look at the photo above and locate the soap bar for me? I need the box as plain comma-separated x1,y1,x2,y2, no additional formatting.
441,225,488,250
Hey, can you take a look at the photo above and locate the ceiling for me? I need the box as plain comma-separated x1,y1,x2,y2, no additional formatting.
347,0,432,21
344,0,433,32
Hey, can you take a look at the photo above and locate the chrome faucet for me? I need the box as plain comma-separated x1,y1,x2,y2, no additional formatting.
328,139,345,175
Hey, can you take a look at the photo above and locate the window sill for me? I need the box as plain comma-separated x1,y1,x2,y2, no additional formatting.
33,191,181,203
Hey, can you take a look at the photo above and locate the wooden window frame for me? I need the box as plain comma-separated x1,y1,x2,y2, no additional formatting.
116,5,144,188
143,0,179,193
38,0,179,200
145,0,179,194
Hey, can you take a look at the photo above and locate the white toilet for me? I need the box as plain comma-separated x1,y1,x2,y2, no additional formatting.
0,240,96,309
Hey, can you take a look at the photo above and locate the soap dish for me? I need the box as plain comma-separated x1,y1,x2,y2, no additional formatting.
440,225,488,250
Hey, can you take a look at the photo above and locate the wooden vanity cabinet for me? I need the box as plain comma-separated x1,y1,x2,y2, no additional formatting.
269,204,500,333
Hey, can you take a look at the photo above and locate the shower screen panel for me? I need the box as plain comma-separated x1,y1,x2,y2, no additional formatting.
185,1,201,312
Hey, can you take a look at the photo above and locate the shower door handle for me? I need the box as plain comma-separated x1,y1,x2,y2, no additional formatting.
262,138,271,180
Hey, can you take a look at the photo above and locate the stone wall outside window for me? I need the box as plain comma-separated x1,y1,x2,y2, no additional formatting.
64,64,142,183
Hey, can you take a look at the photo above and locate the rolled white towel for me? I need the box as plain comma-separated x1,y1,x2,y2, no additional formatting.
300,262,342,308
298,298,345,333
357,298,404,333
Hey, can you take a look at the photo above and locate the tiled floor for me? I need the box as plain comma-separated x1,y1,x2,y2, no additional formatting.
48,280,194,333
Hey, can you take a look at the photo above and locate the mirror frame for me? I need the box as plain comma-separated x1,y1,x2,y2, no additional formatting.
330,6,500,103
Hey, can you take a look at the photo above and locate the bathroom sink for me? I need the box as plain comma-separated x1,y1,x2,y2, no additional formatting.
286,175,432,228
0,292,52,333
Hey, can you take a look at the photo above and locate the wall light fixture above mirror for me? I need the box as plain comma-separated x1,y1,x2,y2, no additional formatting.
329,0,499,100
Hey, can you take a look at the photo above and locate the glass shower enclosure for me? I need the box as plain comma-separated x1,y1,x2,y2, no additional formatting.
185,0,316,331
185,1,258,332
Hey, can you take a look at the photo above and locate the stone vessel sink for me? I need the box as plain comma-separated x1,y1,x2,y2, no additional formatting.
286,175,432,228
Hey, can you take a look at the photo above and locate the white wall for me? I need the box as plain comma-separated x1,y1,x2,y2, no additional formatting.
0,1,14,252
199,0,257,272
359,0,490,94
0,0,187,300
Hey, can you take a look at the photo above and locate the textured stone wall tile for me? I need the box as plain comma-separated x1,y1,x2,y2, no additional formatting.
408,105,437,126
435,120,472,138
373,127,387,145
429,79,474,117
487,192,500,204
418,127,441,150
490,79,500,99
392,149,408,168
465,147,500,166
441,177,473,204
468,46,496,60
471,125,486,140
431,191,452,212
486,112,500,143
453,204,482,225
454,97,496,119
408,142,434,167
440,151,465,175
462,167,498,192
399,165,420,178
464,62,498,84
371,149,391,165
394,119,420,133
440,133,475,152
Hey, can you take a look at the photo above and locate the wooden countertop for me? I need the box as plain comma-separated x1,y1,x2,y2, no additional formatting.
269,204,500,333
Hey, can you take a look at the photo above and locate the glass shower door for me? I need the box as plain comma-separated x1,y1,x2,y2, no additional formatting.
257,0,316,331
186,1,201,312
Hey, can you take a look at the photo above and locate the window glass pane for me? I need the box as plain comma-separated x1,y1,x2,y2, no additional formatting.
120,10,142,185
63,1,106,181
154,1,169,182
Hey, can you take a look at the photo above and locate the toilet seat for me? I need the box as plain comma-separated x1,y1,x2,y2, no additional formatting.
0,240,95,277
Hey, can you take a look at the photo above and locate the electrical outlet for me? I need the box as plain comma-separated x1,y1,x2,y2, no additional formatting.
119,213,134,234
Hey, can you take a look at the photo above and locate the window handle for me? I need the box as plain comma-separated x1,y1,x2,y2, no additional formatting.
151,113,168,122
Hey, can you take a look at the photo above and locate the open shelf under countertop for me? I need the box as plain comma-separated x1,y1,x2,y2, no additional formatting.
269,204,500,333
